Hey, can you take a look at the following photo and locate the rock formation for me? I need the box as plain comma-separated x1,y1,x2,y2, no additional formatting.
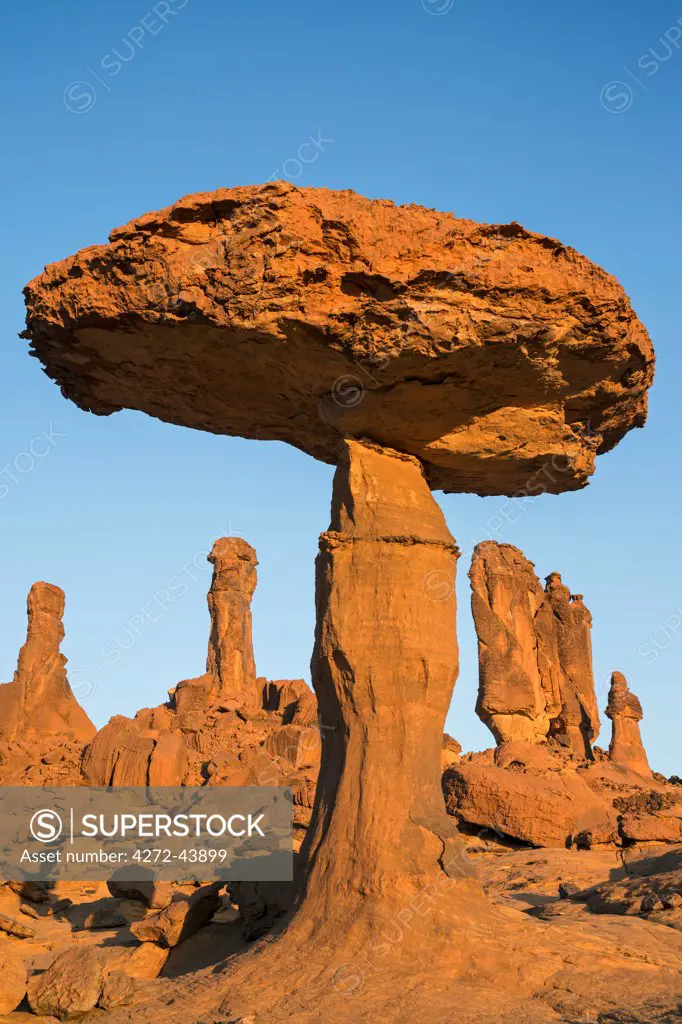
22,186,667,1023
606,671,652,778
298,440,477,932
0,582,95,748
469,542,552,744
470,542,599,757
23,183,653,497
81,537,319,842
446,542,671,849
206,537,258,705
542,572,599,757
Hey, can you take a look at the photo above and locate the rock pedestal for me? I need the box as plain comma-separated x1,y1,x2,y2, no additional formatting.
606,671,652,778
0,582,95,744
294,440,478,949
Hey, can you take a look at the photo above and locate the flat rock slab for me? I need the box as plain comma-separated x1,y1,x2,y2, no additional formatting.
23,183,653,496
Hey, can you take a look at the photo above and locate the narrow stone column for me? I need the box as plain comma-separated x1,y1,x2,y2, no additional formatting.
0,582,95,743
206,537,258,705
543,574,599,757
296,440,478,948
606,671,652,778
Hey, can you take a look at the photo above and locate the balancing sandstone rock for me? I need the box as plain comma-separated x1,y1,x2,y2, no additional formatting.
22,185,657,1022
23,182,653,497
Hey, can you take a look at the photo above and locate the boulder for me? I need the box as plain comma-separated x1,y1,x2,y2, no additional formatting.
0,958,27,1013
264,724,321,768
148,730,187,786
27,947,103,1019
23,183,653,498
444,761,618,847
130,883,222,947
98,970,136,1010
107,877,174,909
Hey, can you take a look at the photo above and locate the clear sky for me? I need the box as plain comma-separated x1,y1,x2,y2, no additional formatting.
1,0,680,774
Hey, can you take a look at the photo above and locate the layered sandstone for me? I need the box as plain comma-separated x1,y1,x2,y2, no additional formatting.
0,582,95,747
606,671,652,778
298,440,477,924
470,542,599,756
23,183,654,497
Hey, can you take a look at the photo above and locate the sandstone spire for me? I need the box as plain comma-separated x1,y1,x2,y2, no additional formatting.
469,542,550,743
206,537,258,705
296,440,479,949
541,573,599,756
470,544,599,757
0,582,95,743
606,671,652,777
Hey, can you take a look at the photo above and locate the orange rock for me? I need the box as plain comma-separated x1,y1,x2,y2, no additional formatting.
0,583,95,745
444,761,618,848
206,537,259,707
0,958,27,1013
606,671,652,778
470,543,599,757
130,883,222,948
298,440,479,941
23,183,653,497
27,947,103,1018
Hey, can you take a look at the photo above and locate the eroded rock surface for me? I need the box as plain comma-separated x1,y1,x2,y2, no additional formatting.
206,537,259,706
27,946,103,1018
23,183,654,496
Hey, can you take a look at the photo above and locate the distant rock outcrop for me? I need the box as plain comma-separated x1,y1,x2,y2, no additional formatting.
81,538,319,842
0,582,95,745
206,537,259,706
0,582,95,784
469,542,599,757
606,671,652,778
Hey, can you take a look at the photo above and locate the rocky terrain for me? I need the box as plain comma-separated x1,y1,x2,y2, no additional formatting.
7,184,679,1022
443,541,682,851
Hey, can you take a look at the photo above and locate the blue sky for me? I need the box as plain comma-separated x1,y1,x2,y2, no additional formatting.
1,0,680,773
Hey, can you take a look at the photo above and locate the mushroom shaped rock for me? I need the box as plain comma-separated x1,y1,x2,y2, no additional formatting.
21,186,657,1021
23,183,653,497
606,671,652,778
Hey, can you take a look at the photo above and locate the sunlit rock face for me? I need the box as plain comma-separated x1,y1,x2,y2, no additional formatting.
23,183,653,497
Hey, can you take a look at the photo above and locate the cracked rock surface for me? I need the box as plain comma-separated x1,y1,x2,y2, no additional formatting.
23,183,653,495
